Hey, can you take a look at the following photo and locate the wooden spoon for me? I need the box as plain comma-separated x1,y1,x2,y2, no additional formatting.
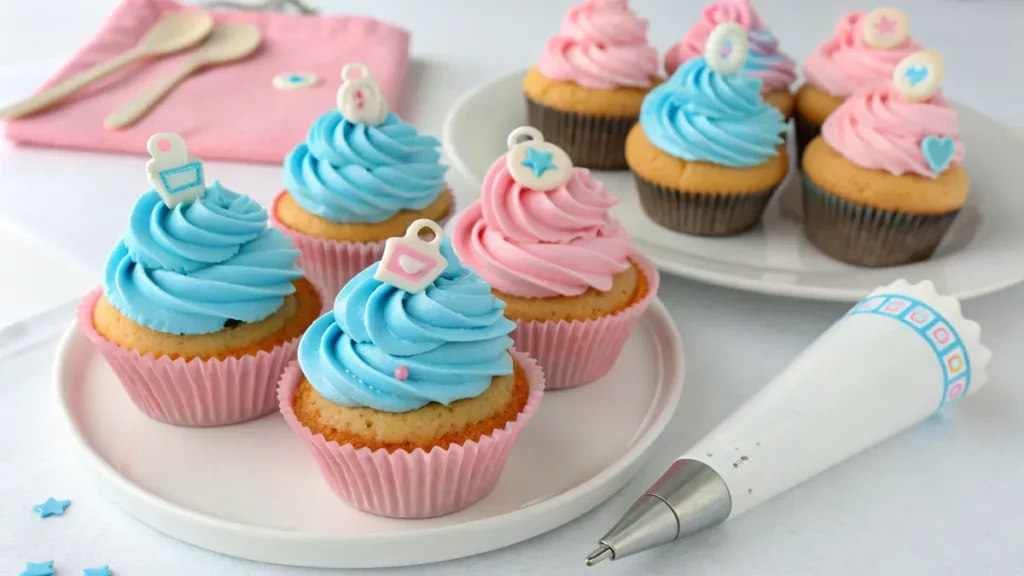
104,24,262,130
0,11,214,120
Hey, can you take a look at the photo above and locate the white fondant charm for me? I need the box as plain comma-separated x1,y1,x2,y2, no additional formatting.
862,8,910,49
705,22,749,75
273,72,319,90
505,126,573,191
893,50,944,102
145,133,205,209
337,62,388,126
374,219,448,294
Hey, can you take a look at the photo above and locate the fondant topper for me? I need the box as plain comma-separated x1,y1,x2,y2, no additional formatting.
374,219,448,294
337,62,388,126
273,72,319,90
505,126,573,191
893,49,944,102
145,133,205,209
862,7,910,50
892,50,955,175
704,22,750,76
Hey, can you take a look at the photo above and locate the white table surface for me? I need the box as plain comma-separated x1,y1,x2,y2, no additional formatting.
2,1,1024,575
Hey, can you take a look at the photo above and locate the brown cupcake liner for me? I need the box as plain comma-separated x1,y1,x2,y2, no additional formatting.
525,98,636,170
801,173,959,267
633,175,779,236
793,112,822,167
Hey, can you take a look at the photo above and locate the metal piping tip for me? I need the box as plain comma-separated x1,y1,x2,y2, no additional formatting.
585,544,614,567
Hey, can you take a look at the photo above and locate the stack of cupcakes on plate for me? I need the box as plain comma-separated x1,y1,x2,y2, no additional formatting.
273,63,454,302
523,0,659,170
451,126,659,390
802,50,968,267
80,133,321,427
626,23,789,236
664,0,797,119
278,219,544,518
796,8,921,160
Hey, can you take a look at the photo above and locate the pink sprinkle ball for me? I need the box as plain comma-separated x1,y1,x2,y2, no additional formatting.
394,366,409,381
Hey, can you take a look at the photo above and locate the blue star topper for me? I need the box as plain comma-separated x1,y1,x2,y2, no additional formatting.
905,65,928,86
33,497,71,518
83,566,112,576
21,561,55,576
521,147,557,177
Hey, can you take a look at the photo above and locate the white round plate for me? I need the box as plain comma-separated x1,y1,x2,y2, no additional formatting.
53,300,683,569
443,70,1024,302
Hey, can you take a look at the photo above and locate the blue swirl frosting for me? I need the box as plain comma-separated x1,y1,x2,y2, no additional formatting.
104,182,303,335
298,239,516,413
283,111,448,224
639,57,787,168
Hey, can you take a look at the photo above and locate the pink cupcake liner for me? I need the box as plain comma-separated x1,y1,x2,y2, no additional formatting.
78,289,299,427
278,350,545,519
511,254,660,391
270,191,455,309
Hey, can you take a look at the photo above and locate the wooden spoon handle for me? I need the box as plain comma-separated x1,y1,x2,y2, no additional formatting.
0,49,141,120
103,63,197,130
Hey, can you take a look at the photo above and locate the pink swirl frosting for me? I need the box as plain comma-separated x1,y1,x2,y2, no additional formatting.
451,155,634,298
536,0,659,90
822,85,965,179
663,0,796,92
803,12,922,98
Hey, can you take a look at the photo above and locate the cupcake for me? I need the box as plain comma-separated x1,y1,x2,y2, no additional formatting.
796,8,921,161
272,63,454,303
522,0,659,170
664,0,796,118
802,50,967,267
451,126,659,390
278,219,544,518
79,133,321,427
626,23,789,236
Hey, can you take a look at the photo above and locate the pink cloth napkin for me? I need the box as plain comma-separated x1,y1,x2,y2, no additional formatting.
4,0,410,164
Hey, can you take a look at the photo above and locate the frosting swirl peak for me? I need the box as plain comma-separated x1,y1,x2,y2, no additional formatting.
104,183,302,335
299,239,516,413
640,57,787,167
283,110,447,224
537,0,658,90
803,12,922,99
664,0,796,92
451,154,633,298
822,85,965,178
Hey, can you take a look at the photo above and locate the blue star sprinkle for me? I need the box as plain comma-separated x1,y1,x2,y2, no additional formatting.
83,566,112,576
32,497,71,518
21,561,55,576
521,147,557,177
904,65,928,86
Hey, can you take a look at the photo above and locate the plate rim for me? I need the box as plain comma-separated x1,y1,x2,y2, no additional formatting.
442,69,1024,303
51,299,685,568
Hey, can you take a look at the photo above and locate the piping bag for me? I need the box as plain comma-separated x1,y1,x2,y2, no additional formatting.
586,279,992,566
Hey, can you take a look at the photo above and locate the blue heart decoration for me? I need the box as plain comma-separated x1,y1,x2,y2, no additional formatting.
905,65,928,86
922,135,956,174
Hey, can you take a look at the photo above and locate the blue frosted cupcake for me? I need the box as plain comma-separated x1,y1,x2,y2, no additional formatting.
272,63,453,302
278,219,544,518
624,23,789,236
80,133,322,426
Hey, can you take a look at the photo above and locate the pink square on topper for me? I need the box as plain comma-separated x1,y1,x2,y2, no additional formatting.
3,0,410,164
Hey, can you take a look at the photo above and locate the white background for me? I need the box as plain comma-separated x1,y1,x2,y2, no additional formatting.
2,1,1024,575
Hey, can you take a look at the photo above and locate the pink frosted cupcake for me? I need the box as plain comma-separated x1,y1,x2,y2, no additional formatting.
451,127,659,390
279,220,544,518
802,50,969,266
522,0,659,170
272,63,453,305
664,0,797,118
80,133,321,427
796,8,921,160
